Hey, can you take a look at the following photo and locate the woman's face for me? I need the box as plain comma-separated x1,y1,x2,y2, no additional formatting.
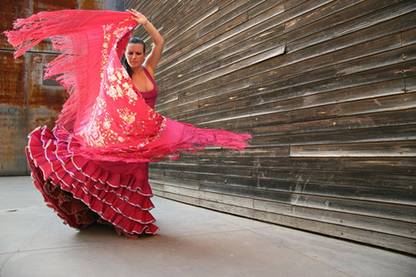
125,43,145,69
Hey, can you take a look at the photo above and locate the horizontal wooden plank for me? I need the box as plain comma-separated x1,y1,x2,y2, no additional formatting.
167,74,409,122
153,157,416,176
152,187,416,254
252,123,416,145
290,139,416,157
195,79,416,131
151,168,416,222
286,0,414,52
166,155,416,177
151,181,416,239
252,105,416,135
150,166,416,202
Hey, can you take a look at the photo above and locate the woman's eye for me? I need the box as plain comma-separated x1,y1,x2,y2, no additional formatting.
127,52,133,55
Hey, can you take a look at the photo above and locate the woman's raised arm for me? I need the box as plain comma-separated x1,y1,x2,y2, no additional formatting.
128,9,165,75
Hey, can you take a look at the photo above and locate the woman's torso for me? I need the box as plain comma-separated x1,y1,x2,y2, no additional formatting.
132,66,158,108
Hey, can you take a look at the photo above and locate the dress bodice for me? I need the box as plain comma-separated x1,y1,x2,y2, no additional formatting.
132,66,158,108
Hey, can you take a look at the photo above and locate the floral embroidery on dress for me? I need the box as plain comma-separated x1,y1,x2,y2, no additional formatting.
117,107,136,125
80,19,166,150
125,87,137,104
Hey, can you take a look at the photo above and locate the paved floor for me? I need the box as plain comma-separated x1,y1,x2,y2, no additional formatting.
0,176,415,277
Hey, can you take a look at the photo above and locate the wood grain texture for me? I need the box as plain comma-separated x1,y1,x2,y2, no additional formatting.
120,0,416,254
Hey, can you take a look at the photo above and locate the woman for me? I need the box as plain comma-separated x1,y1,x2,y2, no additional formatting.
123,9,163,90
5,9,251,238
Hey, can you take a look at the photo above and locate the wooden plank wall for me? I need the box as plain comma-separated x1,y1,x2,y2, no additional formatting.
134,0,416,254
0,0,124,175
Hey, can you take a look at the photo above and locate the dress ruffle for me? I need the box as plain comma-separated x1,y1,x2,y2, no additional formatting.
26,125,159,235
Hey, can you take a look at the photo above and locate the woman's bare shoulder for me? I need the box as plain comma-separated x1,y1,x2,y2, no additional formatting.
144,63,155,77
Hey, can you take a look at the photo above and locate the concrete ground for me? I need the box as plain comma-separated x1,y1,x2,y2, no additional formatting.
0,176,415,277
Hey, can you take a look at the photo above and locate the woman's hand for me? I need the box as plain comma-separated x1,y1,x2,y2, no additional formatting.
126,9,165,73
127,9,148,26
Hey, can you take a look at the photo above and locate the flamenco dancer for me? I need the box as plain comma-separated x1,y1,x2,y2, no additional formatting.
4,9,251,237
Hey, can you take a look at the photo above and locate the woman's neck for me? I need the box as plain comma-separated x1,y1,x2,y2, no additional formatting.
131,65,144,74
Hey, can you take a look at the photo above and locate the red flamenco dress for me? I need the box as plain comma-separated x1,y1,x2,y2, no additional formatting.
5,10,252,237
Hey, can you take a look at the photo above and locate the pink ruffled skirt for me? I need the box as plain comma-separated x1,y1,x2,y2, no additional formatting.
26,126,159,237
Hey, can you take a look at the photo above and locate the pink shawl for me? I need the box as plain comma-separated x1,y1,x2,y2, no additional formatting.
5,9,251,163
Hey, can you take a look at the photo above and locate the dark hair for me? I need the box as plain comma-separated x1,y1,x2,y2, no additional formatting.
121,37,146,77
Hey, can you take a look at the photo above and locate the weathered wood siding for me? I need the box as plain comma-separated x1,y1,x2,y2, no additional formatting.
127,0,416,254
0,0,124,175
